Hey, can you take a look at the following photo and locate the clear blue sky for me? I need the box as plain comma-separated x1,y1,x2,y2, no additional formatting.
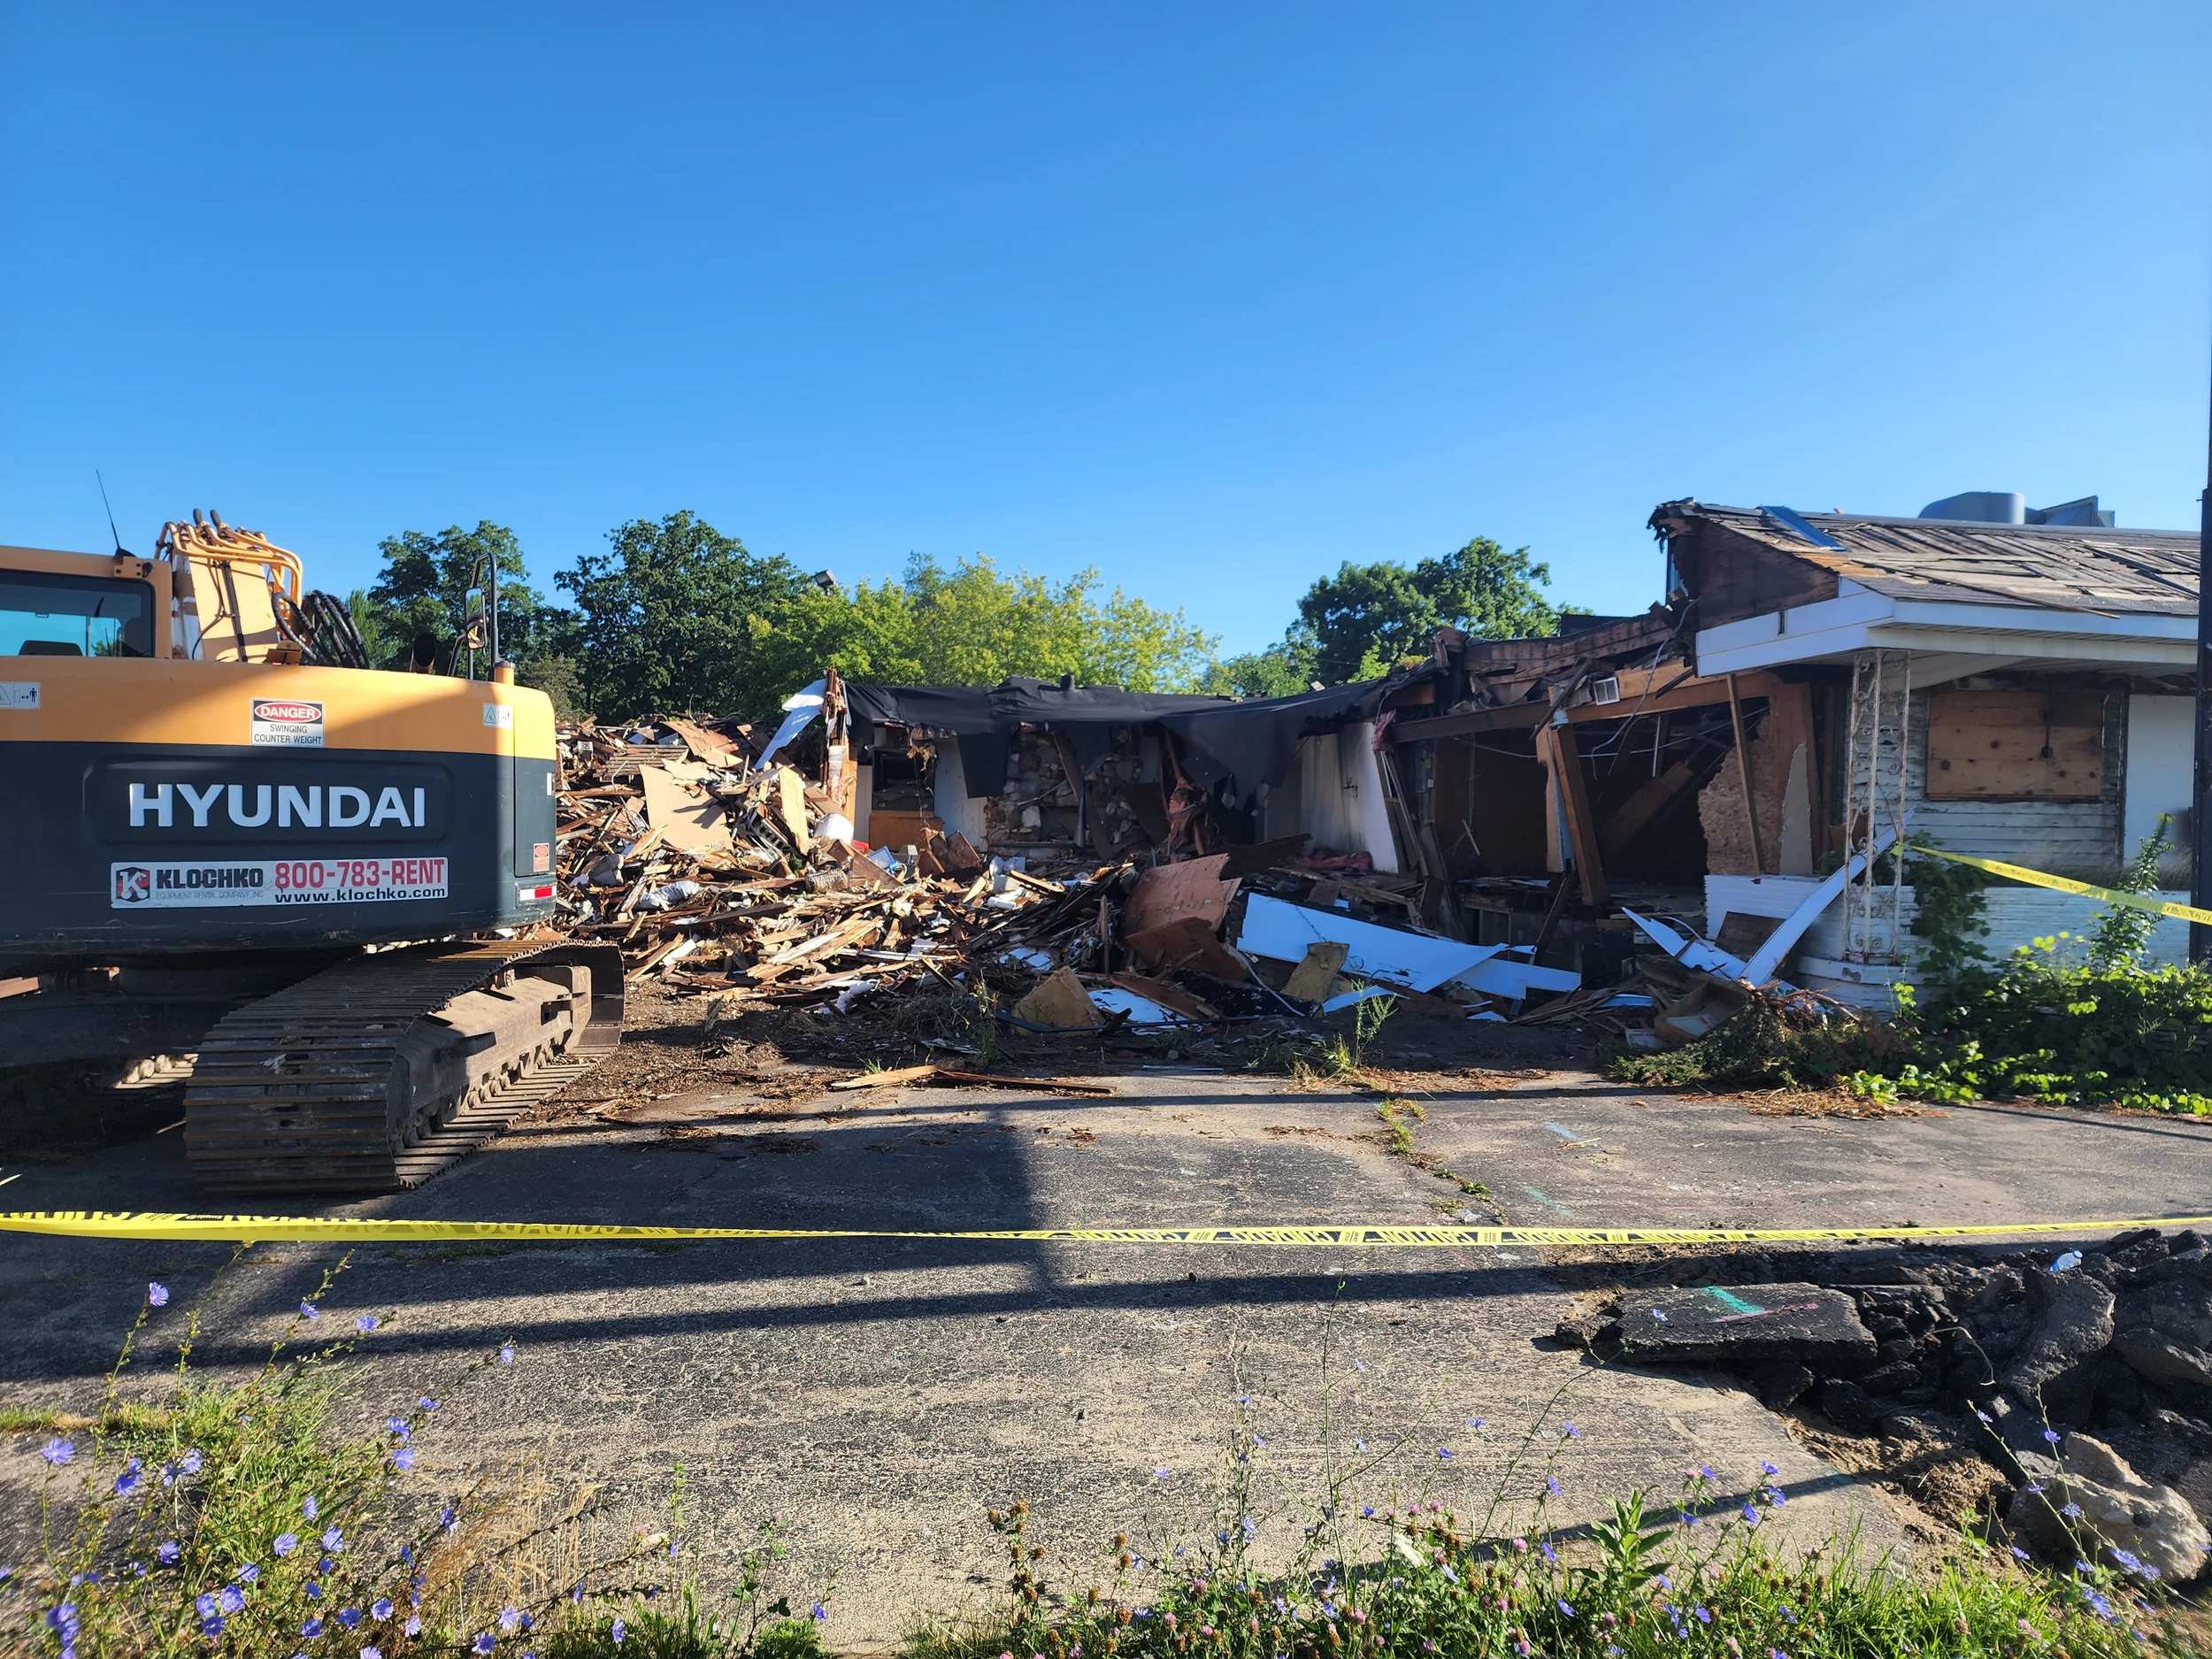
4,4,2207,657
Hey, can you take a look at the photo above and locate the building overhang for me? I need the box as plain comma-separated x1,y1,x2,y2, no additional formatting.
1694,580,2194,680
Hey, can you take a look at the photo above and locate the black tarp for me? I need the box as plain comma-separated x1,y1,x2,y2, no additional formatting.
1160,680,1380,794
845,676,1383,799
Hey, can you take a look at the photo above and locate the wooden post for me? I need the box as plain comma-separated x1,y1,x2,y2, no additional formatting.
1540,718,1608,907
1725,672,1766,874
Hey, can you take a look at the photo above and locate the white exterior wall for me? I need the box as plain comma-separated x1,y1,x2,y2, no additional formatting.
2124,695,2193,871
1706,876,2191,972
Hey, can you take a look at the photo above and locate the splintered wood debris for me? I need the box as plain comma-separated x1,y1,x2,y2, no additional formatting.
526,714,1567,1051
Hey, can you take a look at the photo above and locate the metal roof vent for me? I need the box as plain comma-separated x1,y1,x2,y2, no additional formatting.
1919,490,2025,524
1916,491,2115,527
2024,495,2116,527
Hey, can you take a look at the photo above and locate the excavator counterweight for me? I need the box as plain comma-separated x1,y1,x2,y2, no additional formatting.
0,518,620,1192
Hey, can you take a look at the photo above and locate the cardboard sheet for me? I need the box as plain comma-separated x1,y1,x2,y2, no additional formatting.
640,765,732,853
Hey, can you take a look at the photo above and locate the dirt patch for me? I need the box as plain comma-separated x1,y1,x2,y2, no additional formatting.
1788,1417,2011,1532
1729,1089,1944,1121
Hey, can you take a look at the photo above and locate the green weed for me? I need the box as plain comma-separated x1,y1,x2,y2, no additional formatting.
4,1254,831,1659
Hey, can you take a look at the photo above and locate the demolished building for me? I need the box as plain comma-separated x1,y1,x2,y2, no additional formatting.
552,485,2202,1044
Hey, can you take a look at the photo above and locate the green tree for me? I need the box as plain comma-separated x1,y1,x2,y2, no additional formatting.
750,551,1217,693
1198,635,1319,698
352,521,572,673
901,553,1215,690
749,575,926,690
1293,535,1574,685
557,511,810,717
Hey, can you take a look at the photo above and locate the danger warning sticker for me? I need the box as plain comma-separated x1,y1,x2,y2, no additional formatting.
250,699,325,748
110,856,449,909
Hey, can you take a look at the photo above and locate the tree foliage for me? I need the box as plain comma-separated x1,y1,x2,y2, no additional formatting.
349,521,572,672
553,523,1218,718
1198,638,1319,698
1295,535,1573,684
557,512,811,718
752,552,1217,701
349,511,1578,719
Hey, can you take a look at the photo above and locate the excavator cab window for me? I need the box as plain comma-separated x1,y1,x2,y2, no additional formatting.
0,571,154,657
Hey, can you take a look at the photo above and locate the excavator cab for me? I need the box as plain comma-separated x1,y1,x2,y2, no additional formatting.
0,513,620,1193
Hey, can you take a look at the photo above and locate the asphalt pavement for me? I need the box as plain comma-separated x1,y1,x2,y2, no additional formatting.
4,1063,2209,1647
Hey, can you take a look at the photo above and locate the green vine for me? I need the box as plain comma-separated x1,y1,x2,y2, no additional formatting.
1900,832,1990,986
2085,814,2171,969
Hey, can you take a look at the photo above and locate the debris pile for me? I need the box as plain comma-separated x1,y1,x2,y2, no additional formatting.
1559,1227,2212,1579
543,716,1594,1046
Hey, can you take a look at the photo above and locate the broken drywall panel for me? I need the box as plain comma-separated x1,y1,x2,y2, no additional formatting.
1320,985,1396,1014
1235,893,1507,992
1454,953,1581,998
1620,909,1750,979
1106,972,1222,1022
1088,986,1194,1025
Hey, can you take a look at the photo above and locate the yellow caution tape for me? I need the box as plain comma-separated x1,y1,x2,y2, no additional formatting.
4,1212,2208,1248
1915,847,2212,927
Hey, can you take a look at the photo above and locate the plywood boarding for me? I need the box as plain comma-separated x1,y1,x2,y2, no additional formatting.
1905,693,2119,872
1925,691,2102,802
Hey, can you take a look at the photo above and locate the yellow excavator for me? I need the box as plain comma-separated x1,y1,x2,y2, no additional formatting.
0,513,620,1193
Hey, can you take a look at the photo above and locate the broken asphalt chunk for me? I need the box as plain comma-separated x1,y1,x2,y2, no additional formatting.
1593,1282,1876,1371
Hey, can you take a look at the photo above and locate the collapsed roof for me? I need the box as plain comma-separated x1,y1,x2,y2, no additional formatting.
845,675,1385,798
1650,499,2198,622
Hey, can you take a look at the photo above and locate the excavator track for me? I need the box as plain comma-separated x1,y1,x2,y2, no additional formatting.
183,938,624,1194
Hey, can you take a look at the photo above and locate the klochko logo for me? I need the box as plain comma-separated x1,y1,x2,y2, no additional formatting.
114,866,151,903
